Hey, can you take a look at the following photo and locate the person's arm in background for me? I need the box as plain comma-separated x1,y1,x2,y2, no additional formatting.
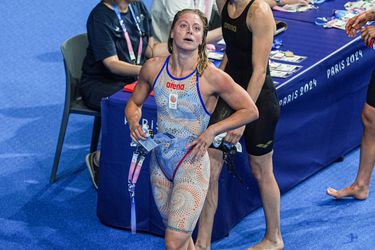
145,37,169,58
246,1,275,103
213,0,227,70
102,39,169,77
207,27,222,44
265,0,310,7
346,7,375,37
206,2,223,44
219,52,228,71
102,56,142,76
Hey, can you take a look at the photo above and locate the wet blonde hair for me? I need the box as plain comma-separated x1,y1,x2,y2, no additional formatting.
168,9,209,76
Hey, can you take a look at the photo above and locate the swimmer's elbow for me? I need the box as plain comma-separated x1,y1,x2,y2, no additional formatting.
248,105,259,123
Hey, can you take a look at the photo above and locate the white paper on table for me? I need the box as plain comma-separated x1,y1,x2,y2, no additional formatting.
270,61,301,72
270,50,306,63
270,70,293,78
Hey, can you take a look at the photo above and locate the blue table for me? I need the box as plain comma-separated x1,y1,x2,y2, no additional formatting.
97,8,375,241
273,0,350,24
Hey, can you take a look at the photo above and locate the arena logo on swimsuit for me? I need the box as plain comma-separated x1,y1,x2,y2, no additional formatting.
166,81,185,90
223,22,236,32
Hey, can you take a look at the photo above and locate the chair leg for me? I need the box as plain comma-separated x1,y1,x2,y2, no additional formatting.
50,111,70,183
90,116,101,153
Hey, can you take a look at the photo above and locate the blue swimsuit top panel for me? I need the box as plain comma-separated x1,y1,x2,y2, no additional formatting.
151,56,211,180
153,56,210,139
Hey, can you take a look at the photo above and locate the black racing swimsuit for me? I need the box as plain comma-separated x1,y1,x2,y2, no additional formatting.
209,0,280,156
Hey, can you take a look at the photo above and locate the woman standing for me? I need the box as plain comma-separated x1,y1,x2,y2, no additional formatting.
125,9,258,249
196,0,283,249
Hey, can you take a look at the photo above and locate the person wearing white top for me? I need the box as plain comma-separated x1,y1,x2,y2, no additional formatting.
151,0,222,44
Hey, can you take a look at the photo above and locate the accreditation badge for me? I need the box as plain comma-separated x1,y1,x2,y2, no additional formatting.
169,93,178,110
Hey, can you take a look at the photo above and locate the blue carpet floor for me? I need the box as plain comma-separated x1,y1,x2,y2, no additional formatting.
0,1,374,249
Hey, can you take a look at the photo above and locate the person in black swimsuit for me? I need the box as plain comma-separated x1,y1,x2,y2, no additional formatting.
327,7,375,200
195,0,283,249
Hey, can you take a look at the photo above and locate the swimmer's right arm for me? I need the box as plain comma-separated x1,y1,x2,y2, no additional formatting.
125,59,156,143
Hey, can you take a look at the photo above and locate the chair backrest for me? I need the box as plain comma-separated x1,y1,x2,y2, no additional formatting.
60,33,88,103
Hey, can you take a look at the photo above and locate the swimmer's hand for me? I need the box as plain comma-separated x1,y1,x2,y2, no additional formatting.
186,127,215,159
224,126,245,144
129,123,147,143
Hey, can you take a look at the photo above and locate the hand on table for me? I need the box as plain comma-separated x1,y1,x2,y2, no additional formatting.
361,25,375,47
345,11,369,37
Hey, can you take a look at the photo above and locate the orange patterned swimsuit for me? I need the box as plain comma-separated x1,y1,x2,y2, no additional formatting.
150,56,211,233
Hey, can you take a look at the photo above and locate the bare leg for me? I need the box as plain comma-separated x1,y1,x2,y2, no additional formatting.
166,152,210,250
195,148,224,250
150,153,173,226
187,237,195,250
327,103,375,200
165,230,193,250
247,152,283,250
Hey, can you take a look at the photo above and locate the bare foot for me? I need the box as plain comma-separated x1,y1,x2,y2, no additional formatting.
246,239,284,250
326,184,369,200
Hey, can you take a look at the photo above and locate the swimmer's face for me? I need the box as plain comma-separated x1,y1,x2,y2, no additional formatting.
171,12,204,50
167,9,208,54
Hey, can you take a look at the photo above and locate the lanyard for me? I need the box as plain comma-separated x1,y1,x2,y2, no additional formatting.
127,129,177,234
128,147,146,234
113,4,143,65
127,125,154,234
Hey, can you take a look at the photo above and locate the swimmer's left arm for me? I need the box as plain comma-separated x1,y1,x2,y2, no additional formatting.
210,68,259,134
246,1,275,103
187,66,259,158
